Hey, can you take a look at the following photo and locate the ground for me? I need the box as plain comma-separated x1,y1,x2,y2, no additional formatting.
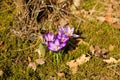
0,0,120,80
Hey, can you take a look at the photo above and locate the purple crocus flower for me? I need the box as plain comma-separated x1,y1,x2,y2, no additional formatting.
43,32,55,45
59,26,79,38
59,26,74,37
48,39,66,52
43,25,79,52
57,31,69,43
72,34,79,38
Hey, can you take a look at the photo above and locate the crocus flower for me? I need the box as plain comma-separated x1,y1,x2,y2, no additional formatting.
59,26,74,37
59,26,79,38
43,25,79,52
57,31,69,43
43,32,55,45
72,34,79,38
48,39,66,52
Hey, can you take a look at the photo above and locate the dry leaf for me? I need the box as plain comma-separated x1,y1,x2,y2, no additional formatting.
105,15,119,24
0,70,3,76
70,66,78,74
89,45,109,59
76,54,90,65
111,18,119,23
35,49,45,58
28,62,36,71
105,4,113,24
66,60,76,68
103,57,120,64
35,58,45,65
77,39,89,46
66,54,90,74
112,23,120,29
96,17,105,22
73,0,81,7
57,72,65,78
89,9,96,15
105,4,119,24
90,45,95,54
50,76,56,80
35,49,41,56
35,44,45,58
66,60,78,74
109,44,114,51
105,13,112,24
97,3,119,25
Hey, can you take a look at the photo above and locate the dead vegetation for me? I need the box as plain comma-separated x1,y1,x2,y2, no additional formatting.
13,0,75,40
13,0,120,41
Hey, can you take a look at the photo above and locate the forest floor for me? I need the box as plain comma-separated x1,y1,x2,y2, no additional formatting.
0,0,120,80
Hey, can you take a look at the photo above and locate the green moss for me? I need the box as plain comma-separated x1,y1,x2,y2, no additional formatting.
79,21,120,58
79,0,104,12
0,0,120,79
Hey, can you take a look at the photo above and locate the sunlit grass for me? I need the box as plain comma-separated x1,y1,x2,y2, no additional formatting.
0,0,120,79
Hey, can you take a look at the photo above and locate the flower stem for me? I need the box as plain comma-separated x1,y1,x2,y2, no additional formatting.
68,41,76,47
53,51,62,64
49,50,52,55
